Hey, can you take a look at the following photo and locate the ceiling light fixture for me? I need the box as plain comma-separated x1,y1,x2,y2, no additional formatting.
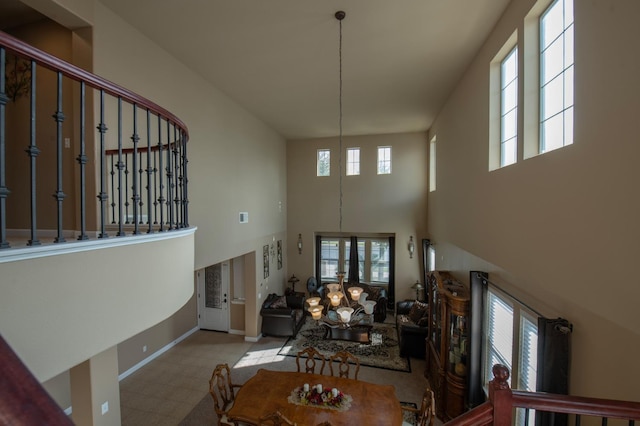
336,10,345,232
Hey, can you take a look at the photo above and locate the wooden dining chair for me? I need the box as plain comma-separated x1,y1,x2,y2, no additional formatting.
328,350,360,380
401,388,435,426
295,346,326,375
259,410,296,426
209,363,243,426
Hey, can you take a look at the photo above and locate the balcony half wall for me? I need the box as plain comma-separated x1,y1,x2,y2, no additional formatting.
0,227,195,382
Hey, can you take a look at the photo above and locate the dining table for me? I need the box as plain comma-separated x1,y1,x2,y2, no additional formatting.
227,368,403,426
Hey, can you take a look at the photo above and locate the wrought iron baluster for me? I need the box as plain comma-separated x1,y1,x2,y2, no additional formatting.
52,71,66,243
172,123,180,228
97,89,108,237
182,129,189,227
116,97,124,236
152,122,158,226
0,48,10,249
124,153,130,225
165,119,173,230
26,60,40,246
138,150,144,224
109,153,115,223
157,116,165,231
146,109,152,232
130,104,140,234
76,81,88,240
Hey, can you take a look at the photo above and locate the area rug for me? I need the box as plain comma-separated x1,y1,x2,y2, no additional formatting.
278,317,410,372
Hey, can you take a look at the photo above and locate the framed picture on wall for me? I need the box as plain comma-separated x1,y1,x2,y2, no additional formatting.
263,245,269,278
277,240,282,270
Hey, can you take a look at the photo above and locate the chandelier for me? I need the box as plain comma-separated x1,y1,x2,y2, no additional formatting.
304,11,376,326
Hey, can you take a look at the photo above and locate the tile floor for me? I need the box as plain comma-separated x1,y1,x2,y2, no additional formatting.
119,331,253,425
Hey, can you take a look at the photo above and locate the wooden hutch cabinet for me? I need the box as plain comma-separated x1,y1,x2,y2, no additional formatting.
425,271,470,420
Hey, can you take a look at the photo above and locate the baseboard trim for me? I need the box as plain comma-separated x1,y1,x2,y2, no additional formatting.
118,326,200,381
244,334,262,343
228,329,245,336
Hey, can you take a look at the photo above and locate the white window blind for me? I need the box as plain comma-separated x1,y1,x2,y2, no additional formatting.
484,290,514,387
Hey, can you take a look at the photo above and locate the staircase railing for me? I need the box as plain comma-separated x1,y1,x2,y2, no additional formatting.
445,364,640,426
0,30,189,249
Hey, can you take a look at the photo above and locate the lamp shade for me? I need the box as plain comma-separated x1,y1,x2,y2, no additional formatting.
336,307,354,323
309,305,324,320
362,300,377,315
328,291,344,307
326,283,340,293
348,287,363,301
306,297,321,307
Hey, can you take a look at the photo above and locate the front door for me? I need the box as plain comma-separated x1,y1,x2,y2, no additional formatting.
198,262,229,331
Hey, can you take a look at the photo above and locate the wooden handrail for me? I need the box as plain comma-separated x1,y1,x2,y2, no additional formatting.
511,390,640,420
0,334,72,425
0,30,188,140
445,364,640,425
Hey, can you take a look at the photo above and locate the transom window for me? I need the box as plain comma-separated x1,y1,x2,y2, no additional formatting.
501,47,518,167
377,147,391,175
317,149,330,176
540,0,574,153
346,148,360,176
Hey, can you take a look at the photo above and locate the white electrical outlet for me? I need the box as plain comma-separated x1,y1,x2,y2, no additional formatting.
101,401,109,415
64,137,70,148
143,345,147,353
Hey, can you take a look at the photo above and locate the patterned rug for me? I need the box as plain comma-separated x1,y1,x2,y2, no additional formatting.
279,317,410,372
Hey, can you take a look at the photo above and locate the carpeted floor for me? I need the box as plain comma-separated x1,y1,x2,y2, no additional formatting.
279,317,410,372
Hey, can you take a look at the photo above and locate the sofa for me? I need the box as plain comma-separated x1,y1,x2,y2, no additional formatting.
260,293,306,337
321,282,388,322
396,299,429,359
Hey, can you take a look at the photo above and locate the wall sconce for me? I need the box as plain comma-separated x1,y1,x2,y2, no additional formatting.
408,236,415,258
297,233,303,254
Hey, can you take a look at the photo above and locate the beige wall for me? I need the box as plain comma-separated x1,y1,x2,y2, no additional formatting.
428,0,640,400
287,132,428,301
0,230,195,382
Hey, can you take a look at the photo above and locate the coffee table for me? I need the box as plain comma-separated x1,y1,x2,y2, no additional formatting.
322,323,373,343
319,310,374,343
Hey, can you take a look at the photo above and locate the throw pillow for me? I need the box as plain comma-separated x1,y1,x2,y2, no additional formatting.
408,300,428,323
270,295,288,309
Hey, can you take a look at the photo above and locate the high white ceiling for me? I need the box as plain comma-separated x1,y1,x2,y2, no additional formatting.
10,0,512,140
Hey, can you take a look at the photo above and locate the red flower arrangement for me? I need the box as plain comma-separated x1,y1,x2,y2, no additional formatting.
297,386,345,408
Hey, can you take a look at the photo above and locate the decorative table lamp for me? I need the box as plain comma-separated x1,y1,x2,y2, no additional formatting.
411,280,425,302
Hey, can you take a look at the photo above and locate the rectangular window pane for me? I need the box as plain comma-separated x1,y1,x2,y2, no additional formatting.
346,148,360,176
540,0,563,49
541,75,564,120
485,291,513,387
320,240,339,279
370,240,389,283
516,313,538,426
377,147,392,174
539,0,573,153
500,47,518,168
317,149,330,176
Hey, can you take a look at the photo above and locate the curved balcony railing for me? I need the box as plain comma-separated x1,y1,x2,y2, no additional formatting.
0,30,189,250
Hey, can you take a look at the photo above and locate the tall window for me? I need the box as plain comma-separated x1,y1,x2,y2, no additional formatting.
429,135,437,191
317,149,330,176
540,0,574,153
346,148,360,176
501,47,518,167
377,147,391,175
319,236,391,285
483,287,539,426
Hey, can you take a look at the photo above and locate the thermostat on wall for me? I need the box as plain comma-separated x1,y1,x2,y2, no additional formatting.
239,212,249,223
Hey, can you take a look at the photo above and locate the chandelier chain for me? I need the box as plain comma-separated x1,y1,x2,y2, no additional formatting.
338,12,344,232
